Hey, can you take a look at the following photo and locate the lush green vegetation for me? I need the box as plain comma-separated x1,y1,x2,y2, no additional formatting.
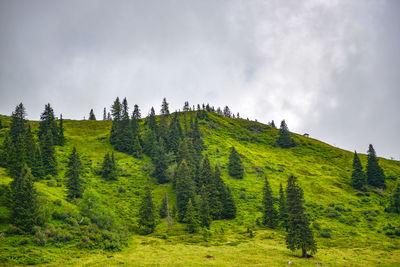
0,101,400,266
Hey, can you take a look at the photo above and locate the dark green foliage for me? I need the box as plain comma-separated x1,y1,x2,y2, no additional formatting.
387,183,400,214
351,151,367,190
262,176,278,228
40,129,58,176
192,116,204,161
159,193,168,218
222,186,236,219
166,113,183,154
175,161,196,222
279,183,288,230
143,129,157,158
269,120,276,128
285,175,316,257
138,186,156,235
228,146,244,179
198,155,213,190
276,120,296,148
103,108,107,120
31,145,44,179
10,165,42,233
65,147,83,199
89,109,96,120
38,103,60,145
58,114,65,146
160,97,170,116
184,198,199,233
114,98,136,154
146,107,158,134
152,139,168,184
366,144,385,188
9,103,27,144
176,138,196,168
100,152,117,181
199,186,212,229
110,97,121,146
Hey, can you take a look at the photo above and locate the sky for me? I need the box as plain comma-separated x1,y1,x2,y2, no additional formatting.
0,0,399,160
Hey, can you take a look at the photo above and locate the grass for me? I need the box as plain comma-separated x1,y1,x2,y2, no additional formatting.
0,112,399,266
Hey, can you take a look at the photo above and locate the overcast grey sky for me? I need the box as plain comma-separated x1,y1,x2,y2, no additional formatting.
0,0,399,159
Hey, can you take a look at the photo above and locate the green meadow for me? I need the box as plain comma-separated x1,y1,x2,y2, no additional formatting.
0,112,399,266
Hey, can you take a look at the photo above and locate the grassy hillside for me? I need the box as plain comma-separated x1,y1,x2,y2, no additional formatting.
0,112,399,266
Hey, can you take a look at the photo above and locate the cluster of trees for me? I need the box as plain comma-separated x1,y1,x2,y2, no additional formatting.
261,175,316,257
276,120,296,148
351,144,386,190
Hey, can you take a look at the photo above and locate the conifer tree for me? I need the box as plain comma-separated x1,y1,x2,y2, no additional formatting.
167,113,182,154
223,106,232,118
277,120,296,148
146,107,158,134
58,114,65,146
23,125,36,172
351,151,367,190
10,165,41,232
262,176,278,228
65,147,83,199
159,192,168,218
9,103,27,144
192,116,204,161
387,182,400,214
152,139,168,184
138,186,156,235
161,97,170,115
285,175,316,257
184,198,199,233
143,129,157,158
100,152,117,180
279,183,288,230
89,109,96,120
114,98,135,154
41,129,58,176
222,186,236,219
269,120,276,128
103,108,107,120
31,145,44,179
198,155,213,190
176,160,196,221
366,144,385,188
38,103,60,145
7,134,26,178
228,146,244,179
110,97,122,145
199,185,212,229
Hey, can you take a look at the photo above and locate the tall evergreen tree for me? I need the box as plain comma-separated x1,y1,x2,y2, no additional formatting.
278,183,288,230
143,129,157,158
31,145,44,179
103,108,107,120
10,165,41,232
65,147,83,199
192,116,204,161
199,185,212,229
100,152,117,181
222,186,236,219
138,186,156,235
40,129,57,176
9,103,27,144
89,109,96,120
38,103,60,145
285,175,316,257
161,97,170,116
276,120,296,148
366,144,385,188
110,97,122,145
58,114,65,146
262,176,278,228
167,113,182,154
23,125,36,173
228,146,244,179
146,107,158,133
184,198,199,233
0,119,2,129
175,160,196,221
152,139,168,184
159,192,168,218
351,151,367,190
387,182,400,214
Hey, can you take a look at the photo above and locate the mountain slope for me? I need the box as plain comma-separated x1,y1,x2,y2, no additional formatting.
0,112,399,266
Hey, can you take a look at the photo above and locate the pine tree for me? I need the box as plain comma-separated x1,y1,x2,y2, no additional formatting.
167,113,182,154
9,103,27,144
387,182,400,214
198,155,213,190
7,134,26,178
103,108,107,120
110,97,122,145
100,152,117,180
262,176,278,228
276,120,296,148
159,192,168,218
285,175,316,257
31,145,44,179
38,103,60,145
161,97,170,116
192,116,204,161
23,125,36,173
278,183,288,230
228,146,244,179
199,185,212,229
138,186,156,235
176,160,196,221
10,165,41,232
143,129,157,158
152,139,168,184
222,186,236,219
40,129,57,176
269,120,276,128
351,151,367,190
366,144,385,188
183,101,190,111
65,147,83,199
113,98,135,154
223,106,231,118
184,198,199,233
89,109,96,120
146,107,158,134
58,114,65,146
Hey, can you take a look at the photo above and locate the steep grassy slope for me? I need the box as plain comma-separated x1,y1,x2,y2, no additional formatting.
0,112,399,266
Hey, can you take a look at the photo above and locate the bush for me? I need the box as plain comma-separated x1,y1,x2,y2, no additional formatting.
320,228,332,238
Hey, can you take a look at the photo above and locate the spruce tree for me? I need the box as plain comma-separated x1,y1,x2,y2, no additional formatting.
138,186,156,235
100,152,117,180
40,129,58,176
114,98,135,154
176,160,196,221
31,145,44,179
58,114,65,146
278,183,288,230
262,176,278,228
65,147,83,199
152,139,168,184
366,144,385,188
199,185,212,229
10,165,41,232
192,116,204,161
9,103,27,144
228,146,244,179
222,186,236,219
351,151,367,190
38,103,60,145
89,109,96,120
146,107,158,134
184,198,199,233
143,129,157,159
276,120,296,148
159,192,168,218
103,108,107,120
285,175,316,257
110,97,122,146
23,125,36,173
387,182,400,214
161,97,170,116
